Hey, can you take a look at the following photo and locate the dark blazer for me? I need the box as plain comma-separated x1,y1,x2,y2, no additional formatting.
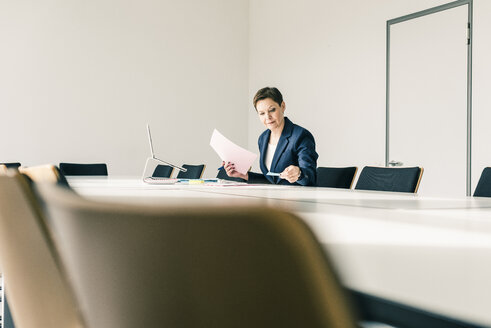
249,117,318,186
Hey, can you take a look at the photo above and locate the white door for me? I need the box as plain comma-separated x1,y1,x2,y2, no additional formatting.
388,5,469,197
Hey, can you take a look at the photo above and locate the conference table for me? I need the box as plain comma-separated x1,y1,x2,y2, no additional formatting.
68,177,491,328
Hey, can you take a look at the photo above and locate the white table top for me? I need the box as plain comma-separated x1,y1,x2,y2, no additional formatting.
68,177,491,327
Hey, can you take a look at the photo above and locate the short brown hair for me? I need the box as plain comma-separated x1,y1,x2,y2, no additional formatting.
253,87,283,110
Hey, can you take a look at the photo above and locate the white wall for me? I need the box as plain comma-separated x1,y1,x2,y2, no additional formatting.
0,0,249,177
248,0,491,194
248,0,448,169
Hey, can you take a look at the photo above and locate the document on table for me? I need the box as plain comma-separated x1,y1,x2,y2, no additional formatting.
143,177,247,186
210,129,257,175
143,177,179,184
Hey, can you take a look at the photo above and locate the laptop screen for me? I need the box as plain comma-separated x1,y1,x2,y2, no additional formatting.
146,124,155,158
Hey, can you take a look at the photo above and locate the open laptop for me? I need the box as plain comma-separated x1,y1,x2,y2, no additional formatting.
142,124,186,183
144,125,244,185
146,124,157,159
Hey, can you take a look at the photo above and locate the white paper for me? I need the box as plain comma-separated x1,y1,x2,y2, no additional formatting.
210,129,257,175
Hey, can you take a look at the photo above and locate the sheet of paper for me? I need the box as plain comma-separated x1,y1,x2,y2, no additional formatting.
210,129,257,175
143,177,178,184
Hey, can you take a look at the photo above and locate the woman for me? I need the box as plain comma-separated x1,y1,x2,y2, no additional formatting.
223,87,318,186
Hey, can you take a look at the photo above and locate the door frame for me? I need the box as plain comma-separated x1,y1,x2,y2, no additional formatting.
385,0,473,195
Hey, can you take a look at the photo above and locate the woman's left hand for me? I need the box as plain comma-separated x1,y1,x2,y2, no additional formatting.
280,165,301,183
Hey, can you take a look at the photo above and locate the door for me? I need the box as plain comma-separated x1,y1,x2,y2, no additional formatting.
387,3,470,197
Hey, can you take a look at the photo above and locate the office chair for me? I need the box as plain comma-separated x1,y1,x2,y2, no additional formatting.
19,164,71,188
0,164,8,174
152,164,174,178
59,162,108,176
473,167,491,197
0,162,21,169
176,163,205,179
216,167,245,182
355,166,423,193
316,166,358,189
0,171,85,328
35,182,358,328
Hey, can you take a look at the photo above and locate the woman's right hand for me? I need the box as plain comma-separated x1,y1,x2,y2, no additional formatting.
222,161,248,180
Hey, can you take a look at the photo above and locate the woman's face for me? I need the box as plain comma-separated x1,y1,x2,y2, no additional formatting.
256,98,285,131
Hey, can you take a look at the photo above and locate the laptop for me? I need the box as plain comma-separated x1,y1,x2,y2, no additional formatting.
143,124,186,183
146,124,157,160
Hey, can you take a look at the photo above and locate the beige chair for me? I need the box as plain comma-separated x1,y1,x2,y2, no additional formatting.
0,171,85,328
19,164,68,185
0,164,8,174
35,182,357,328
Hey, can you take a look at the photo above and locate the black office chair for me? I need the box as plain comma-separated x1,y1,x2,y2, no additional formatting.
355,166,423,193
59,162,108,176
34,181,358,328
152,165,174,178
0,162,21,169
176,164,205,179
316,167,358,189
216,168,245,182
473,167,491,197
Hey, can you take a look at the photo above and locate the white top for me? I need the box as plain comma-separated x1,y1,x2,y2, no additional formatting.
264,143,277,171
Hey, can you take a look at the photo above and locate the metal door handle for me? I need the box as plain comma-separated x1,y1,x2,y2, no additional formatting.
388,160,404,167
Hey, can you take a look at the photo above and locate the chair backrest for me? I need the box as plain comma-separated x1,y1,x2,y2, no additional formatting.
152,164,174,178
176,164,205,179
0,172,85,328
37,183,357,328
19,164,70,188
59,162,108,176
0,164,8,174
216,168,245,182
355,166,424,193
473,167,491,197
0,162,21,169
316,166,358,189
